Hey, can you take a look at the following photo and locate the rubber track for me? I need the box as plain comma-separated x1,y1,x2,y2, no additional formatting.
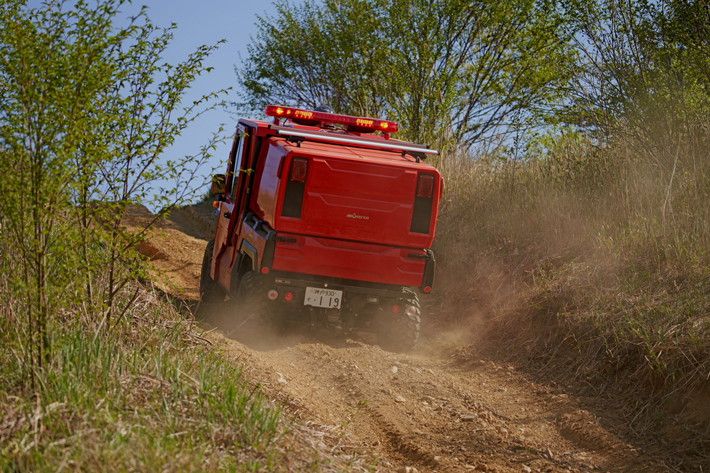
235,270,274,326
380,288,421,352
199,240,225,303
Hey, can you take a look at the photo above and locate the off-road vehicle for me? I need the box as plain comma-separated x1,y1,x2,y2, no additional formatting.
200,105,441,350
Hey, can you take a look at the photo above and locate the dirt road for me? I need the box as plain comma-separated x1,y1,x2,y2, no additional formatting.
130,204,670,473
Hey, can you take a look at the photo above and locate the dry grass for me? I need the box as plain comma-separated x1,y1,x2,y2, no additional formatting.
429,134,710,469
0,281,375,472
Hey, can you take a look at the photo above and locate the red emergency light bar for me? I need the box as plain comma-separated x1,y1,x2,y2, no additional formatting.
265,105,399,134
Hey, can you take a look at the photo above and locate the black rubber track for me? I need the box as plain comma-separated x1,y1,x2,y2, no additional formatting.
378,287,421,352
199,240,225,303
234,270,278,328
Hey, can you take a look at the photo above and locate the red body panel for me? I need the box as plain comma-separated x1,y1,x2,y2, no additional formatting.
212,118,440,291
240,219,268,267
253,137,440,249
214,201,235,288
272,234,427,287
252,142,286,225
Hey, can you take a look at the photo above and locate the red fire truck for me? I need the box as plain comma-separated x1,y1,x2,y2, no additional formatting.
200,105,441,351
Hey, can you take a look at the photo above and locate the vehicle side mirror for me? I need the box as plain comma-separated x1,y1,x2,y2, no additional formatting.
211,174,226,195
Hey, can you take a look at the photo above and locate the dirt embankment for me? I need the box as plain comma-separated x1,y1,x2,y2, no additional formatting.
127,203,672,473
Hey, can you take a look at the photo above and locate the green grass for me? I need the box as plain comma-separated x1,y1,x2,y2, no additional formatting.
0,284,373,472
0,287,282,472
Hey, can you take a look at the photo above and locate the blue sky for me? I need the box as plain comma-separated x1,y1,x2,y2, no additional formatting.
119,0,298,199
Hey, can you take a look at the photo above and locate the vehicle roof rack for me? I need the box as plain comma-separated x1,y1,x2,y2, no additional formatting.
269,125,439,157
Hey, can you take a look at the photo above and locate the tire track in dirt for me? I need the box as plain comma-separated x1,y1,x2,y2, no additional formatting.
127,204,672,473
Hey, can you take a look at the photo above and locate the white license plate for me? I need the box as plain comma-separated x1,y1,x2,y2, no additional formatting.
304,287,342,309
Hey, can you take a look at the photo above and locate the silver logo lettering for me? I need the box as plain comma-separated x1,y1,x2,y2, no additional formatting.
346,213,369,220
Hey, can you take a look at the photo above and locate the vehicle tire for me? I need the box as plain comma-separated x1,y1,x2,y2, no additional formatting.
199,240,225,303
377,288,421,352
234,270,275,327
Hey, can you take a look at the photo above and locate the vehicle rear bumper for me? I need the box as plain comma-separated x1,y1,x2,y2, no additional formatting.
269,233,433,289
270,271,415,320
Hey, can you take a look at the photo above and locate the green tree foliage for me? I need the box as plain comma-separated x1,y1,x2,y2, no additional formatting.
235,0,575,150
0,0,225,380
562,0,710,157
557,0,710,229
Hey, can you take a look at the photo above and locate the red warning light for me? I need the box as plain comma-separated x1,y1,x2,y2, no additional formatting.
356,118,374,127
265,105,398,134
294,110,314,120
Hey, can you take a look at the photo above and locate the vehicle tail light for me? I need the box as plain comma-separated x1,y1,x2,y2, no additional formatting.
282,158,308,218
284,292,294,301
268,289,278,300
423,286,431,294
411,173,436,234
416,174,434,198
261,267,270,274
391,304,400,314
290,158,308,182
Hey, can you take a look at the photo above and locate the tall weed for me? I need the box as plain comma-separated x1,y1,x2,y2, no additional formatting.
0,282,285,471
434,129,710,417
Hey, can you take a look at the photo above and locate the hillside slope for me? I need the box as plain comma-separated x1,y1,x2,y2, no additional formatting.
129,203,672,473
